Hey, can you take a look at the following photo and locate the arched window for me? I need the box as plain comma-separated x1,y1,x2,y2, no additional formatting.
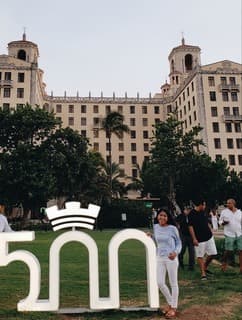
185,54,193,71
17,50,26,61
171,59,175,72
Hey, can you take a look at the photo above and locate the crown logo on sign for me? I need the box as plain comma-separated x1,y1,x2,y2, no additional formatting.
46,201,100,231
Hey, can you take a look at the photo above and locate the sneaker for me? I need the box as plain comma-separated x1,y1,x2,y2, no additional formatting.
201,275,207,281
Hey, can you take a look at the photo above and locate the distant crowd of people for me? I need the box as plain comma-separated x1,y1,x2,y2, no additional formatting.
149,198,242,318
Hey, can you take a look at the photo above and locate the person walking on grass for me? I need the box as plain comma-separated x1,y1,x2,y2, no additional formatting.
188,199,217,280
219,198,242,274
176,206,195,271
147,209,181,318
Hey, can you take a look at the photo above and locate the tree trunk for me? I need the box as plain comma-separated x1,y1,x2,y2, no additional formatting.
167,176,181,216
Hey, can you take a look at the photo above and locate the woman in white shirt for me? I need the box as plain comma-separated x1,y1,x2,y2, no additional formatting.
147,209,181,318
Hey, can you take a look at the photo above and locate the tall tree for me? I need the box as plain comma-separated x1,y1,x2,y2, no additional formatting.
100,111,129,195
0,104,59,151
150,114,204,214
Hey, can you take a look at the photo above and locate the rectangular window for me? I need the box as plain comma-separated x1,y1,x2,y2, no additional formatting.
130,118,136,126
229,77,236,85
81,117,86,126
214,138,221,149
187,87,190,96
183,92,185,101
222,92,229,101
192,96,195,106
232,107,239,116
236,138,242,149
154,106,160,114
155,118,160,124
17,88,24,98
223,107,230,116
106,105,111,114
167,105,172,113
68,105,74,113
119,143,124,151
130,130,136,139
227,139,234,149
130,105,135,114
93,128,99,138
142,118,148,126
231,92,238,101
189,115,192,125
225,123,232,132
208,76,215,86
188,101,191,111
144,143,149,151
211,107,218,117
238,155,242,165
3,88,11,97
4,72,11,80
209,92,216,101
81,105,86,113
228,155,235,165
184,105,186,115
18,73,25,82
93,105,99,113
142,106,147,114
68,117,74,126
193,111,197,121
179,110,182,119
212,122,219,132
119,156,124,164
143,131,148,139
191,82,194,91
131,143,136,151
215,154,222,161
234,123,241,132
221,77,227,85
118,105,123,113
81,130,86,137
56,104,62,113
131,156,137,164
93,117,99,126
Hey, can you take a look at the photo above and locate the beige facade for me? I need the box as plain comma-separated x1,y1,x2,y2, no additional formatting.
0,34,241,179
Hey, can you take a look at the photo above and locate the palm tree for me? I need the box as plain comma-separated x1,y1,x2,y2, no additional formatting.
101,111,130,194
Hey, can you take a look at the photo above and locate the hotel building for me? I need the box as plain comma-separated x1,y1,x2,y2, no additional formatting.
0,34,241,180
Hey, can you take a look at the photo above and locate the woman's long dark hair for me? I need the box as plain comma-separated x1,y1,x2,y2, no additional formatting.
157,208,177,227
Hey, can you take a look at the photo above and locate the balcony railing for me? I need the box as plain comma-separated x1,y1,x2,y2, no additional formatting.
0,80,13,87
222,114,242,122
219,84,240,92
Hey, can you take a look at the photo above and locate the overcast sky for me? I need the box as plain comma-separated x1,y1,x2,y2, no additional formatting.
1,0,241,97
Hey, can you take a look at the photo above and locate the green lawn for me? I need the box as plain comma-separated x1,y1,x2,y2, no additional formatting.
0,230,241,320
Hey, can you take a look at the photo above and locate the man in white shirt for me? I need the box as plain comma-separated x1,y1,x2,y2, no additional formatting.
0,204,13,232
219,199,242,274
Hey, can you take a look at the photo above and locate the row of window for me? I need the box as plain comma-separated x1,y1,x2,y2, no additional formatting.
1,87,24,98
212,122,241,133
0,72,25,82
56,104,161,114
93,142,150,152
214,138,242,149
211,106,240,117
209,91,238,101
176,95,196,108
208,76,237,86
216,154,242,166
77,117,160,127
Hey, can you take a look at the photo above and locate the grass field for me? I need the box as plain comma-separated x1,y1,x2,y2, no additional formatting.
0,230,241,320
